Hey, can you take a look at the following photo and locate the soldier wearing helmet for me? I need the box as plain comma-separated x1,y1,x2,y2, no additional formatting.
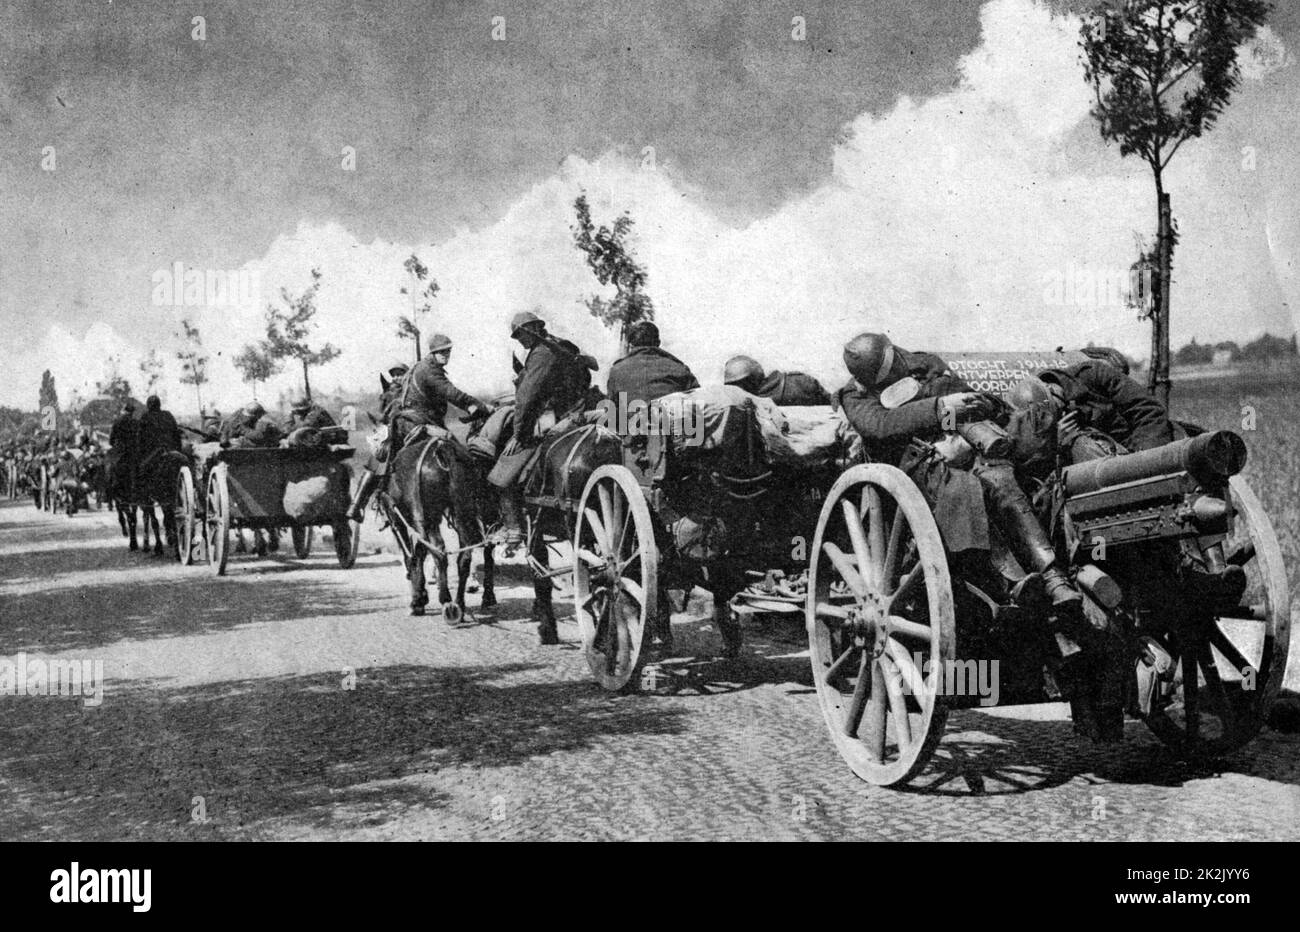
287,393,337,432
220,401,282,447
723,355,831,407
838,332,1085,628
347,335,491,521
1005,359,1172,477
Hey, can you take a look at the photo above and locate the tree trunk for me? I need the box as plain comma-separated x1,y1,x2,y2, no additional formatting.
302,360,312,402
1152,187,1173,410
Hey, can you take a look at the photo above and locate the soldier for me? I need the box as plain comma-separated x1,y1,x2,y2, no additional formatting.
723,355,831,406
836,333,1083,617
220,402,282,447
347,336,491,521
136,395,182,467
287,394,337,432
1006,358,1174,474
485,311,596,546
606,320,699,407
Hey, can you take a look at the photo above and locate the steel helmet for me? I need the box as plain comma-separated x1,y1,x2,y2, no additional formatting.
509,310,545,338
723,355,764,386
243,401,265,418
1006,376,1051,410
426,332,453,354
843,333,897,386
1079,346,1131,376
290,394,311,411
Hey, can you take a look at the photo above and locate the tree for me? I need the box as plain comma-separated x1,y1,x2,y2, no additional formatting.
38,369,58,413
398,254,440,363
95,357,134,406
572,193,655,353
1081,0,1271,409
175,318,210,413
232,343,281,401
1174,337,1213,366
264,268,341,402
138,349,164,396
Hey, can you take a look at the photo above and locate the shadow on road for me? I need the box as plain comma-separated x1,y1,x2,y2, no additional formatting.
1,572,398,653
0,661,689,840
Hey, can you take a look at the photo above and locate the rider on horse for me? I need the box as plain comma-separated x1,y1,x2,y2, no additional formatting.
347,334,492,521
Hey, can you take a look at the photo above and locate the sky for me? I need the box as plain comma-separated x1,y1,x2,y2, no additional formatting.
1,0,1297,414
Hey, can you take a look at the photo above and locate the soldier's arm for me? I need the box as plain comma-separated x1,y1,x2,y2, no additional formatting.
422,366,480,414
794,373,831,405
840,388,943,441
1092,363,1173,450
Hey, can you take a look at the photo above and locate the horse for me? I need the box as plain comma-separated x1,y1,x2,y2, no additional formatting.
132,447,184,557
385,428,498,620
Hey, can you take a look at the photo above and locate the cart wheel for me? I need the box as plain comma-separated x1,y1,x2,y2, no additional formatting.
175,466,197,565
807,464,955,787
334,520,358,569
205,465,230,576
574,465,659,691
291,525,314,558
1144,475,1291,758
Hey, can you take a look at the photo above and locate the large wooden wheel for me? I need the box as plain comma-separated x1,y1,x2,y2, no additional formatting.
1144,475,1291,758
573,465,659,691
807,464,956,787
291,525,314,558
334,520,359,569
175,465,198,565
205,465,230,576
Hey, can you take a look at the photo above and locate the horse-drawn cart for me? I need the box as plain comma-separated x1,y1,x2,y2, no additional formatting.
174,443,362,575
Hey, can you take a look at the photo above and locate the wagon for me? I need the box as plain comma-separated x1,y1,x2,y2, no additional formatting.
803,350,1290,786
174,443,363,575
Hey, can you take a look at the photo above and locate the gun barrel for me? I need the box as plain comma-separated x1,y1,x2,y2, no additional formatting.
1062,430,1246,495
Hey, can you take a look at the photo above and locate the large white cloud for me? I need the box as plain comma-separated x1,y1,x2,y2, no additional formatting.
13,0,1291,416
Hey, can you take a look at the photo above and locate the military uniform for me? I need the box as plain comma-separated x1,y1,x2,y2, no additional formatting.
837,349,991,554
606,345,699,407
287,404,337,432
394,355,481,438
752,370,831,407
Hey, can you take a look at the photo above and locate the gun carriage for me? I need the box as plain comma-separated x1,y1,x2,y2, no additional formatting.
805,351,1289,786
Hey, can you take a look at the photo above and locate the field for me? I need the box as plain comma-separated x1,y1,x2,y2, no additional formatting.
1170,369,1300,594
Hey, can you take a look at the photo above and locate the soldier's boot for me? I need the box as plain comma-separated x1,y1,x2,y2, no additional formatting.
346,468,380,522
488,489,524,548
980,463,1082,616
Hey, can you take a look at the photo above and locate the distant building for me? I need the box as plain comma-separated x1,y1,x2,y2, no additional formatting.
1211,348,1234,367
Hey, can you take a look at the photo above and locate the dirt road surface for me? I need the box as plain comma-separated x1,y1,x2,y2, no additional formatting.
1,500,1297,840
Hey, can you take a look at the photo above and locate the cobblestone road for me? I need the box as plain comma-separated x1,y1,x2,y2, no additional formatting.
1,500,1297,840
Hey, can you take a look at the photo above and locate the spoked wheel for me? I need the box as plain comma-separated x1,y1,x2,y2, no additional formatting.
291,525,314,558
1144,476,1291,758
175,466,197,565
573,465,659,691
807,464,956,787
205,465,230,576
334,520,359,568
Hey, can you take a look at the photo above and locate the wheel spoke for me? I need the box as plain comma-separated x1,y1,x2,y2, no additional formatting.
1197,641,1235,730
863,486,886,588
583,507,612,555
882,510,906,590
823,542,870,598
885,636,927,704
1216,602,1267,622
888,614,932,642
816,602,851,624
878,654,912,755
598,484,621,556
1206,624,1256,679
824,644,860,684
889,562,925,613
863,659,888,761
844,652,871,736
841,499,878,590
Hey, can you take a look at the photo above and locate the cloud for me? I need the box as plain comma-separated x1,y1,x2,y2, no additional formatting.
11,0,1292,415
